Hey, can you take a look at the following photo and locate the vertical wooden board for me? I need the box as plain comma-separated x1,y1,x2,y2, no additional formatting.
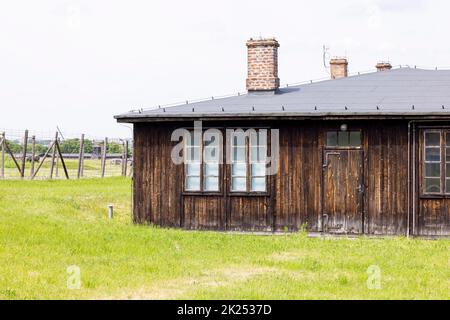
366,122,408,235
228,196,270,231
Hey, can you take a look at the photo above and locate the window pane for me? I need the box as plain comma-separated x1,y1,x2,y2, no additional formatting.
425,148,440,161
186,146,200,161
205,163,219,176
326,132,337,146
425,163,441,177
250,146,266,162
446,147,450,162
204,177,219,191
186,177,200,191
233,133,245,146
446,179,450,193
338,131,349,146
251,163,266,177
425,178,441,193
232,163,246,176
425,132,440,146
186,163,200,176
232,177,246,191
233,146,246,161
204,146,218,161
447,163,450,178
251,177,266,192
187,131,201,147
204,134,216,146
349,131,361,146
447,132,450,147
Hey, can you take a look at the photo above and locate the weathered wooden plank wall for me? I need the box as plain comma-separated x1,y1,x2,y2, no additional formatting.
366,122,409,235
274,124,321,231
132,120,449,236
133,123,182,227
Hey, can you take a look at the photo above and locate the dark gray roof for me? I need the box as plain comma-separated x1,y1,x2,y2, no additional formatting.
115,68,450,121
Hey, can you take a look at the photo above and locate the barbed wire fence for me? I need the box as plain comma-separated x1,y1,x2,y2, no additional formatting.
0,128,132,180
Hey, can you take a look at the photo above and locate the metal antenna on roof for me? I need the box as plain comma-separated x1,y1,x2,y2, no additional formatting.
192,107,195,112
345,106,348,110
376,106,380,110
442,105,445,109
314,106,317,111
412,105,415,110
282,106,285,111
323,45,330,71
252,106,255,111
221,107,224,112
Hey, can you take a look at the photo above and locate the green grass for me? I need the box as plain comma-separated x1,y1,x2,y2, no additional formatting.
0,177,448,299
1,157,124,179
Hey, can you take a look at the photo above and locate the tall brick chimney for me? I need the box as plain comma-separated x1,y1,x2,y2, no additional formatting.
330,58,348,79
376,62,392,72
246,38,280,92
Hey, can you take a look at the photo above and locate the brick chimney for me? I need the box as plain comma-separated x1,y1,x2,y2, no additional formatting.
330,58,348,79
246,38,280,92
376,62,392,72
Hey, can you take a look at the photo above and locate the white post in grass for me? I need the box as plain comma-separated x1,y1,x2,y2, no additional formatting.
108,204,113,219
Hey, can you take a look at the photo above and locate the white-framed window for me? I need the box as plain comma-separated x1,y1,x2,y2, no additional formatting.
185,131,201,191
423,129,450,195
231,129,267,193
203,131,220,191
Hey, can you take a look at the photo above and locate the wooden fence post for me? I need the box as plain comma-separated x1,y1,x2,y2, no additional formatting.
1,132,4,179
121,141,125,176
101,137,107,178
49,132,58,179
55,140,60,178
3,134,22,175
20,130,28,178
55,138,69,180
31,139,56,180
30,135,36,178
77,134,85,179
123,140,128,177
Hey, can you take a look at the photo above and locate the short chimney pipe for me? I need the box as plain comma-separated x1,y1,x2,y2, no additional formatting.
376,62,392,72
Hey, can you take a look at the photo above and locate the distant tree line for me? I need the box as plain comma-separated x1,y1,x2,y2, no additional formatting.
5,139,130,155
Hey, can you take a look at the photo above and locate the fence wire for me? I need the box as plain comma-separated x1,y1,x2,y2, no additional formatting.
0,129,132,180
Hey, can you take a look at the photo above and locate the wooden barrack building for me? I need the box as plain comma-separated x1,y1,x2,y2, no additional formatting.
116,38,450,237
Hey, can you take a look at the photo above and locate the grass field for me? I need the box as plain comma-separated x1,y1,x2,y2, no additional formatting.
1,156,125,179
0,178,448,300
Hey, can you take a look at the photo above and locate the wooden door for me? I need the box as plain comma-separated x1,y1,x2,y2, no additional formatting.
322,149,364,234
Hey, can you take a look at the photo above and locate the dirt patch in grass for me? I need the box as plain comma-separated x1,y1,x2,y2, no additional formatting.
99,266,276,300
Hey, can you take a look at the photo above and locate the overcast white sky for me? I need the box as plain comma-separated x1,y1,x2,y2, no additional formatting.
1,0,449,138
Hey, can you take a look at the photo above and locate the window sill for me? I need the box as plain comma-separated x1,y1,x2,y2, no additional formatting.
419,194,450,199
182,192,223,196
229,192,270,197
